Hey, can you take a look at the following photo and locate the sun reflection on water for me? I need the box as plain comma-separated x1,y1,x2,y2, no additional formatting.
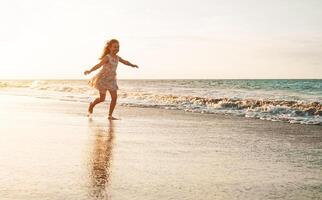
88,119,115,200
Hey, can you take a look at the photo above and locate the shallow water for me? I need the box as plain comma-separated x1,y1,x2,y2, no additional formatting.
0,95,321,199
0,79,321,125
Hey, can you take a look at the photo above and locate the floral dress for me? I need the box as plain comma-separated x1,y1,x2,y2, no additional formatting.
88,54,119,93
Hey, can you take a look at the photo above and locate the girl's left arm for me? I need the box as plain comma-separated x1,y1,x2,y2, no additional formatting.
118,56,139,68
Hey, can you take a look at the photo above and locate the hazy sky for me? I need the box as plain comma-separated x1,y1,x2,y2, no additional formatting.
0,0,321,79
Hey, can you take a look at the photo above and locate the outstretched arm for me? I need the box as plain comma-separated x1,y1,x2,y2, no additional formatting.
84,56,109,75
118,56,139,68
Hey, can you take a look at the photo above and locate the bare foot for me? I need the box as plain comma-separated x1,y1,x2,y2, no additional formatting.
87,112,92,118
108,115,120,120
88,116,93,122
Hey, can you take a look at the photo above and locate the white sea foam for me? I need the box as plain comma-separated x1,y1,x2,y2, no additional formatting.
0,79,321,125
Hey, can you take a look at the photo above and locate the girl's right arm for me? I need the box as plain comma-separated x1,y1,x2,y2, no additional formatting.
84,56,109,75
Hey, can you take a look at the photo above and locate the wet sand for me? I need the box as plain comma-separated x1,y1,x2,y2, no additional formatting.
0,94,321,200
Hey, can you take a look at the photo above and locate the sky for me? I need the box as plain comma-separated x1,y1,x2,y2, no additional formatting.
0,0,322,79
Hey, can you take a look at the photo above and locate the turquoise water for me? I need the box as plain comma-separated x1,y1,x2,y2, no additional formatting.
0,79,321,125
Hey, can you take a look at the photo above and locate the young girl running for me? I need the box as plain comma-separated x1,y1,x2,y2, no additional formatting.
84,39,138,120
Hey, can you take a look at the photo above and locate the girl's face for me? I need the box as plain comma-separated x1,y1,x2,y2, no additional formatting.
109,42,119,54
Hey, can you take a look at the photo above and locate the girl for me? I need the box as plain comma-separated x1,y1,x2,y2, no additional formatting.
84,39,138,120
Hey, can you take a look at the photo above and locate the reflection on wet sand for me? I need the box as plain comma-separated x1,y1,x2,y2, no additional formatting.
88,119,115,200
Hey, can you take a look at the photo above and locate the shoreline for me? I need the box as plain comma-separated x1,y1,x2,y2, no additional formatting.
0,94,321,199
1,91,321,127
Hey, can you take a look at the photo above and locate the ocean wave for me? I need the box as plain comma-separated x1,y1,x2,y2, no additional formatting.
0,80,34,88
119,93,321,125
0,80,321,125
0,80,89,93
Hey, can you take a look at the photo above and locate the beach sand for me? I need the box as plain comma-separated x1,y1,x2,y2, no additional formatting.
0,94,321,200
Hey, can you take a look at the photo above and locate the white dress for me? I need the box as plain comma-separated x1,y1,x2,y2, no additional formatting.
88,54,119,93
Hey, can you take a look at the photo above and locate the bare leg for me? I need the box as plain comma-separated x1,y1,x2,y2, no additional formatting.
107,90,118,120
88,92,106,114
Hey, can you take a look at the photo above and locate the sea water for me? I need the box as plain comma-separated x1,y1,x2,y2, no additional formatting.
0,79,321,125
